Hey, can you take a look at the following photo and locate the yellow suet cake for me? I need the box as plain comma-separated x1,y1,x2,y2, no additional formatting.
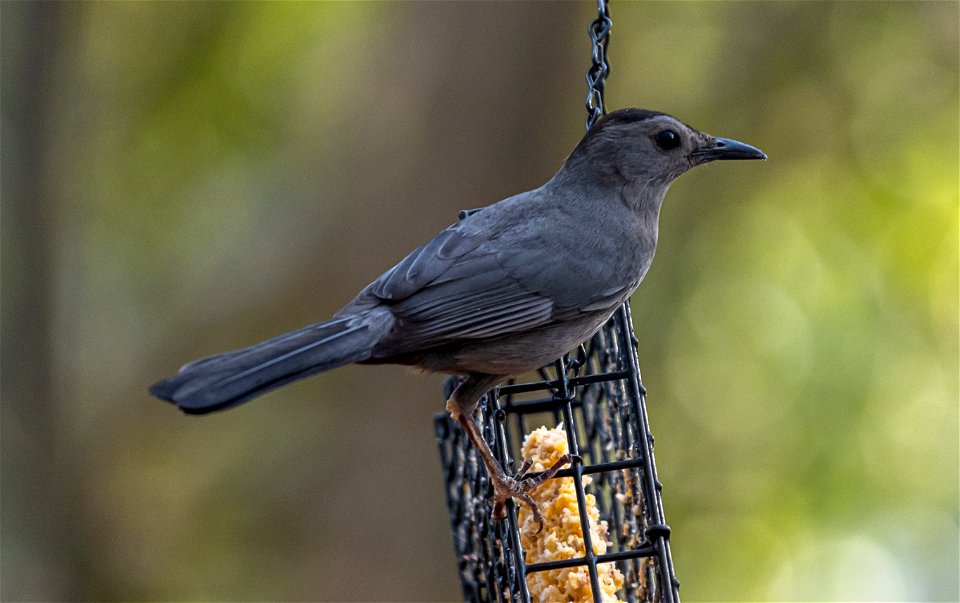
518,426,624,603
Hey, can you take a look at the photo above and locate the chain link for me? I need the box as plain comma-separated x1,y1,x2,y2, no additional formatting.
585,0,612,131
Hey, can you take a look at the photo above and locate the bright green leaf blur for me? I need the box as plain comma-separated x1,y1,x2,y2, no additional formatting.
2,2,956,601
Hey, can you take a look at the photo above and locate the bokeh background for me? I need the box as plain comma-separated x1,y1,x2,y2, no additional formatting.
2,2,957,601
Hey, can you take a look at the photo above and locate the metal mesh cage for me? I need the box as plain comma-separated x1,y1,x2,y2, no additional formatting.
435,302,680,603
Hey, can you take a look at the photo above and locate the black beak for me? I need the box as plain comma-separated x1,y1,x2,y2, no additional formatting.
692,137,767,162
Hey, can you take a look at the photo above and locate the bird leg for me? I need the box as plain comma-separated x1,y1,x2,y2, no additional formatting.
446,375,571,532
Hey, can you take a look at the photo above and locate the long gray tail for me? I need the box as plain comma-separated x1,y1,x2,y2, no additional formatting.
150,311,392,414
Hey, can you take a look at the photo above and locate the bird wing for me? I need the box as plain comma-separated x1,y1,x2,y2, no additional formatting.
337,216,557,347
386,246,556,345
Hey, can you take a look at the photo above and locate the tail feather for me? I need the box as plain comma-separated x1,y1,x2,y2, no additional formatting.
150,311,392,414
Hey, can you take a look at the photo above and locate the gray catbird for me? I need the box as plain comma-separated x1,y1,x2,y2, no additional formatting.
151,108,765,523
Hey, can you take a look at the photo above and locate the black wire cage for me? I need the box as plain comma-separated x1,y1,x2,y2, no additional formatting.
435,302,680,603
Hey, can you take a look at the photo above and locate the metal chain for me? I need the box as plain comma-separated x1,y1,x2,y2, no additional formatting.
585,0,612,131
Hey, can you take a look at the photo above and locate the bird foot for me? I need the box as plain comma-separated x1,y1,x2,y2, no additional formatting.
491,454,572,533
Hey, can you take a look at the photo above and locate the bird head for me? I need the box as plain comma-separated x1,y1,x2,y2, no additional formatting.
567,108,766,189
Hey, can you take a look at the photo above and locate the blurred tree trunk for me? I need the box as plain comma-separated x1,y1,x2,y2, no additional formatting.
1,2,73,599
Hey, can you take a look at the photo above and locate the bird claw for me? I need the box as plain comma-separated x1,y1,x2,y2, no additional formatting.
490,454,572,534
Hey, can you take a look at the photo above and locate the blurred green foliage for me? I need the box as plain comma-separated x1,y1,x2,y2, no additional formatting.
2,2,956,601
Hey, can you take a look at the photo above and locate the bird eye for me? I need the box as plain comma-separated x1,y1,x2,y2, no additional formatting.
655,129,681,151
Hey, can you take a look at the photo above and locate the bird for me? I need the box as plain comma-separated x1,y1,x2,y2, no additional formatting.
150,108,765,526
